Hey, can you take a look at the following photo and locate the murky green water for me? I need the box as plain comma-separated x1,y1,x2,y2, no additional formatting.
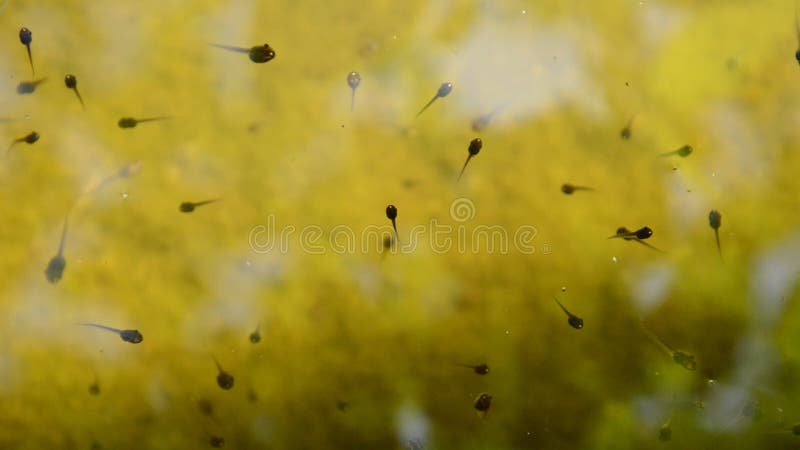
1,0,799,449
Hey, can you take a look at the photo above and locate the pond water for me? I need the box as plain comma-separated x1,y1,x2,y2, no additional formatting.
1,0,799,449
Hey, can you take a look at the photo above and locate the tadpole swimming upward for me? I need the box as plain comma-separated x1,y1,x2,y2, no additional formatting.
386,204,398,242
641,322,696,371
456,363,490,375
7,131,40,156
457,138,482,182
561,183,594,194
416,82,452,117
709,210,722,258
249,324,261,343
552,296,583,329
79,323,143,344
210,43,276,63
16,78,46,94
44,213,68,283
473,393,492,419
347,71,361,112
65,74,85,109
118,117,169,128
212,356,234,390
180,199,219,213
659,145,693,158
19,27,34,76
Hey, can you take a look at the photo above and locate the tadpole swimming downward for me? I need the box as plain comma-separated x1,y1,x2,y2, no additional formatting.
457,138,482,182
416,82,452,117
552,296,584,329
212,356,234,390
44,213,68,283
210,43,276,63
79,323,143,344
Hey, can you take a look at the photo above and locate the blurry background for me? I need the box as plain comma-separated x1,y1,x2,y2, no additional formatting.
1,0,799,448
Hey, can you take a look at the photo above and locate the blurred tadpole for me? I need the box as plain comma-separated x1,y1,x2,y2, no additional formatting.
17,78,46,94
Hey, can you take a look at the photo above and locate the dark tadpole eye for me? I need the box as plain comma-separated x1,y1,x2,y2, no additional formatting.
65,74,77,88
249,44,275,63
635,227,653,240
386,204,397,220
468,138,482,156
19,28,32,45
708,210,721,229
437,82,453,97
347,71,361,89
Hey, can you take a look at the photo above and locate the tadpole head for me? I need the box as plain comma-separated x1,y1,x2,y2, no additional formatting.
118,118,138,128
468,138,482,156
673,352,696,371
795,50,800,65
64,74,77,89
474,364,490,375
658,424,672,441
635,227,654,240
217,371,234,390
44,255,66,284
437,82,453,98
180,202,196,213
708,210,721,230
568,316,584,329
347,71,361,89
249,330,261,343
249,44,275,63
24,132,40,144
620,127,631,140
474,393,492,412
88,382,100,395
120,330,143,344
561,184,575,194
19,28,32,45
677,145,693,157
386,204,397,220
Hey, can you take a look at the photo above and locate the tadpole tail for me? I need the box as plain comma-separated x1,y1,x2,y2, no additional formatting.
26,45,34,77
416,95,438,117
79,323,121,334
209,43,249,54
640,321,675,358
552,296,570,316
57,213,69,257
391,219,399,244
457,156,472,183
350,88,355,112
211,355,223,372
74,88,85,109
714,229,722,260
138,116,169,123
633,239,666,253
194,199,220,207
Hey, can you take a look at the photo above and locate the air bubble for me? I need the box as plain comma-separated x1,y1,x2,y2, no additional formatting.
561,286,566,292
612,256,618,263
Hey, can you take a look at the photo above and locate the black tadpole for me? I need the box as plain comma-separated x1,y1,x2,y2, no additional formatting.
44,213,68,284
553,296,583,329
180,199,219,213
416,82,453,117
385,204,398,242
610,226,664,253
79,323,143,344
473,393,492,418
212,356,234,390
65,74,85,109
249,324,261,343
709,210,722,259
659,145,693,158
118,116,169,128
347,71,361,112
210,43,275,63
19,27,34,77
7,131,40,156
561,183,594,194
457,363,490,375
457,138,482,182
208,435,225,448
